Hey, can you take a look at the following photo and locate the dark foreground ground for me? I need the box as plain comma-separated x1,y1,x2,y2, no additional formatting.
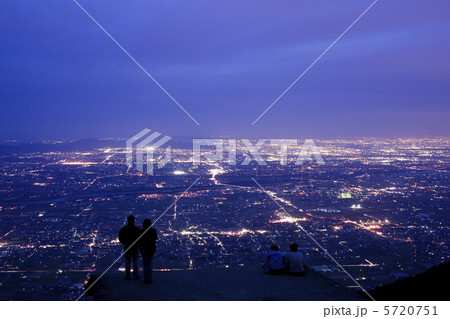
84,265,365,301
367,261,450,301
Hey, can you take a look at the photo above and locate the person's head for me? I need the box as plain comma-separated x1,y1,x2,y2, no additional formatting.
143,219,152,229
127,215,135,225
270,244,279,251
290,243,299,252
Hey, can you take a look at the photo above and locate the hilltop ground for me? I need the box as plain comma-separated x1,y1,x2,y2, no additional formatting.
84,265,365,301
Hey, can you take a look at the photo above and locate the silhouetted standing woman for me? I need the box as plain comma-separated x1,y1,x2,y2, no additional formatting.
139,219,157,283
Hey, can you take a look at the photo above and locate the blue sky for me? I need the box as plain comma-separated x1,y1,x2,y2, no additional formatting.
0,0,449,141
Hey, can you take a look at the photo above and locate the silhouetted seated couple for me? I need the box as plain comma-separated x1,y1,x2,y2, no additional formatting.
263,243,306,276
118,215,157,284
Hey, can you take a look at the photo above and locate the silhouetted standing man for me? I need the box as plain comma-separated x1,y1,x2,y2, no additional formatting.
118,215,141,280
139,219,157,284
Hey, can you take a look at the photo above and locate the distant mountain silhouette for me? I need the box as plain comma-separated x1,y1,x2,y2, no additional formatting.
0,138,122,155
363,261,450,301
0,137,192,155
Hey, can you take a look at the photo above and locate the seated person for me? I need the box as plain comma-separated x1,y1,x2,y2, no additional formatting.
286,243,306,276
263,244,287,275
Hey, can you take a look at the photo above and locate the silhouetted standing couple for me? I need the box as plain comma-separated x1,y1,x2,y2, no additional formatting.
118,215,157,284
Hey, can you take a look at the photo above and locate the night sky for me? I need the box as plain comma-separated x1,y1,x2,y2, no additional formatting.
0,0,449,141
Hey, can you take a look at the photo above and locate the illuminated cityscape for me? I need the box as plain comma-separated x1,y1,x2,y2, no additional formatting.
0,137,448,300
